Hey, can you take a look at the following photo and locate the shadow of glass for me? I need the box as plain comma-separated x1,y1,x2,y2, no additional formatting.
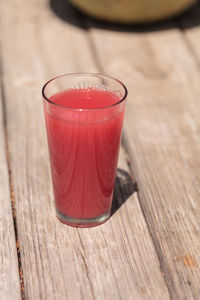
50,0,200,32
111,168,137,216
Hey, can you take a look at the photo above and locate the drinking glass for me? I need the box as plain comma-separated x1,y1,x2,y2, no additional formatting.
42,73,127,227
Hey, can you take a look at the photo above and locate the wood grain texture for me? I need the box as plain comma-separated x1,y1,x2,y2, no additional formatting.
89,17,200,300
0,67,21,298
0,0,172,299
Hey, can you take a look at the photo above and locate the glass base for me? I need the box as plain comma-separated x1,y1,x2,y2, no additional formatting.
56,209,110,228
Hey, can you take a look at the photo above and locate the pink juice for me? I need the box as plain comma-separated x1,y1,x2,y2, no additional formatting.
44,88,125,225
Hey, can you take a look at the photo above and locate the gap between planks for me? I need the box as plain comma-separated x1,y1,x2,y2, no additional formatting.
122,132,174,299
0,59,26,300
174,1,200,69
177,27,200,71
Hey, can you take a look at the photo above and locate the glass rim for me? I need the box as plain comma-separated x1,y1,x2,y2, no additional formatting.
42,72,128,111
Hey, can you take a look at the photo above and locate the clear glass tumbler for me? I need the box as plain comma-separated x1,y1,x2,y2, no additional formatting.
42,73,127,227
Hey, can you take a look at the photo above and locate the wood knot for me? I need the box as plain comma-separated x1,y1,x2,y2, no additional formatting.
182,254,198,268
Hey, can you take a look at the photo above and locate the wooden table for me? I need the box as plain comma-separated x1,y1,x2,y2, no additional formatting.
1,0,200,299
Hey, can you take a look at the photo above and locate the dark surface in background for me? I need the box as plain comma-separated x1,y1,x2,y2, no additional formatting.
50,0,200,31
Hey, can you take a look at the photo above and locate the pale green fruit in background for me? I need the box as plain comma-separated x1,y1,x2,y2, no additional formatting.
68,0,197,23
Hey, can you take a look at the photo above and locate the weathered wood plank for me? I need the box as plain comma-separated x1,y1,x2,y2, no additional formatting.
1,0,171,299
89,19,200,299
0,68,21,298
76,148,171,300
